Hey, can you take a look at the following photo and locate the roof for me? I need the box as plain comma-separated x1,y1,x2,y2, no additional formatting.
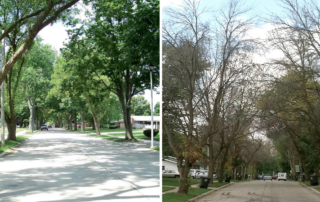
131,116,160,122
115,116,160,123
163,156,201,165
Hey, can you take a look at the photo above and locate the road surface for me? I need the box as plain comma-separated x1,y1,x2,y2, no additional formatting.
0,128,160,202
198,180,320,202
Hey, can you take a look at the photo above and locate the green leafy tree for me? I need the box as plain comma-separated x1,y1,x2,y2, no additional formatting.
77,0,160,140
21,40,56,132
131,96,151,116
154,102,160,116
0,0,81,84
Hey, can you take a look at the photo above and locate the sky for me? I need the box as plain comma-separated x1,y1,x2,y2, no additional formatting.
38,2,161,108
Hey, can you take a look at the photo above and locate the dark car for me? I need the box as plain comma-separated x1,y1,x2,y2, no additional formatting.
48,125,52,128
272,175,277,180
41,125,48,131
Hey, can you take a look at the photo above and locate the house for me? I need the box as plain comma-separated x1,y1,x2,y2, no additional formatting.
115,116,160,129
162,156,204,171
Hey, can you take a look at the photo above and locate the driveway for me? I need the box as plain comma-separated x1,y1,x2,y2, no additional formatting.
0,128,160,202
197,180,320,202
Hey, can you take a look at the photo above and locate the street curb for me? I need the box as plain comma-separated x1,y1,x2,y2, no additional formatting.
0,134,33,158
299,182,320,195
186,182,234,202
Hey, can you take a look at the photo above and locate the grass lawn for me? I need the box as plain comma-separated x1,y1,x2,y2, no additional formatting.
208,182,229,188
25,130,39,134
163,188,210,202
16,128,29,132
150,146,159,151
300,179,320,192
111,132,160,141
85,128,143,133
0,136,29,153
163,186,176,192
163,178,201,187
231,178,254,183
90,134,142,143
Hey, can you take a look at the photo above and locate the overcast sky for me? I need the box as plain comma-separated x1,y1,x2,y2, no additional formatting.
37,3,161,108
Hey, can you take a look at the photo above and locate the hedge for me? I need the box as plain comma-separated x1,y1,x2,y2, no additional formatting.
143,129,159,137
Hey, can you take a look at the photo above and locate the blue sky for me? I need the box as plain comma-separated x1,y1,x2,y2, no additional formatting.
161,0,284,21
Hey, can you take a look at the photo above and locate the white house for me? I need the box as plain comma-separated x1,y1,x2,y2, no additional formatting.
115,116,160,129
162,156,179,171
162,156,204,171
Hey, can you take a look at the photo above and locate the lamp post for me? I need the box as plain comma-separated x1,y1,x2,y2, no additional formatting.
149,64,154,148
1,30,5,147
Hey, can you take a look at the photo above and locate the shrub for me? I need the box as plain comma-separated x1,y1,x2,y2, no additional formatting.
109,126,118,129
143,129,159,137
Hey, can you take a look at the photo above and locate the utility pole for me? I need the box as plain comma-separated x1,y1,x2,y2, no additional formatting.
1,30,5,147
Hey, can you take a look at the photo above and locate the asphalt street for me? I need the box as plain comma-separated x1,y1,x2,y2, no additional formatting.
0,128,160,202
198,180,320,202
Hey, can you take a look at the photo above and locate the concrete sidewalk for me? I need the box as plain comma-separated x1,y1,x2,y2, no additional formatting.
0,128,160,202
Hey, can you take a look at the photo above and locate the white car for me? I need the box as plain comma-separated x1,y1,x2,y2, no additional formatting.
162,170,180,178
278,173,287,181
40,125,48,131
264,175,272,181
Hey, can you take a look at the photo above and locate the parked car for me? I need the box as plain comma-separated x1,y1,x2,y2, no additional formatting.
48,125,52,128
264,174,272,181
278,173,287,181
272,175,277,180
258,175,264,180
162,170,180,178
40,125,48,131
194,170,208,179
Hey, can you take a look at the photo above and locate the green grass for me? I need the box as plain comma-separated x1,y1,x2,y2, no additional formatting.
208,182,229,187
150,146,159,151
16,128,28,132
300,180,311,186
231,178,254,183
111,132,160,141
163,188,210,202
163,186,176,192
0,136,29,153
89,135,142,143
163,178,201,187
300,179,320,192
85,128,143,133
25,130,39,134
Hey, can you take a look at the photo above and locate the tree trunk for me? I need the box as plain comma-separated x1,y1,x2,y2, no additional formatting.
208,140,214,184
74,111,77,131
81,111,85,132
7,123,16,141
218,147,229,183
92,117,95,130
176,157,191,195
28,104,34,132
92,114,100,136
119,97,134,140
